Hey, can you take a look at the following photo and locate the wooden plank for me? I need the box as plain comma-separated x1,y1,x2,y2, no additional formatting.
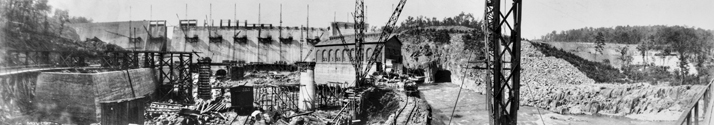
677,81,714,124
695,103,699,125
101,96,147,125
705,84,714,125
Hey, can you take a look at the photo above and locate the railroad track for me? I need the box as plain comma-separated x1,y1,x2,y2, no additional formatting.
392,96,421,125
404,96,421,124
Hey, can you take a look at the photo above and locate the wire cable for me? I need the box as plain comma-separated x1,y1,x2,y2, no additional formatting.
447,54,474,125
124,69,137,97
536,106,546,125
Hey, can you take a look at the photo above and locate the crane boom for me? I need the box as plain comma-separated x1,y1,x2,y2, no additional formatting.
361,0,407,79
335,27,359,70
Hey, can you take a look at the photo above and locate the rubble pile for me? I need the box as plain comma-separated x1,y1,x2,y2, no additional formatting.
521,83,703,119
521,40,546,57
233,108,350,125
521,57,596,86
240,71,299,85
521,41,595,86
218,71,301,88
145,98,235,124
446,40,594,93
146,70,353,124
0,91,25,124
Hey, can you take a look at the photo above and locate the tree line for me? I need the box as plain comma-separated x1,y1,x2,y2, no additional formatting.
399,12,483,29
2,0,96,51
542,25,713,44
543,25,714,85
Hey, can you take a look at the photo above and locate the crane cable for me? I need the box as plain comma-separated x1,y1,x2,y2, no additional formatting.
447,53,473,125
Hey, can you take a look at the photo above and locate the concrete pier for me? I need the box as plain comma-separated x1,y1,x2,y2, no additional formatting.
297,62,316,111
34,68,156,124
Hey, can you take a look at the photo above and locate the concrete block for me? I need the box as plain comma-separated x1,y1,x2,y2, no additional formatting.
35,68,156,124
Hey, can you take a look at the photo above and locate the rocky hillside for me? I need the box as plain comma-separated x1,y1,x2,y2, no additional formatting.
446,39,595,93
521,41,596,86
401,30,705,119
520,41,704,119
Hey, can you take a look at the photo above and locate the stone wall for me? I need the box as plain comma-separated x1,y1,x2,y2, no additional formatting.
34,68,156,124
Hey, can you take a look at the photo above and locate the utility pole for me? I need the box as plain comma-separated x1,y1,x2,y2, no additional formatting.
305,4,310,61
183,4,188,19
233,3,236,61
306,5,310,61
144,5,152,51
129,6,135,51
209,3,214,60
300,25,303,61
278,4,283,61
258,3,261,62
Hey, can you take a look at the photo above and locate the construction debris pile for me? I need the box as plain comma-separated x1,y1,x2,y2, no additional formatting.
145,103,351,125
521,41,595,86
145,91,235,124
0,88,25,124
144,70,357,124
521,57,596,86
220,71,301,87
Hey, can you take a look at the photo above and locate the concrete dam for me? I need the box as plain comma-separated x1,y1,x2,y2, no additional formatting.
69,20,331,63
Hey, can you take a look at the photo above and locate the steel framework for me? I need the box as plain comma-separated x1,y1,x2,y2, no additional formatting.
352,0,367,88
253,84,301,111
197,57,212,100
316,82,349,108
482,0,522,124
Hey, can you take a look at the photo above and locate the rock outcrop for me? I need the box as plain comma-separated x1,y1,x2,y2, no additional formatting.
521,83,702,117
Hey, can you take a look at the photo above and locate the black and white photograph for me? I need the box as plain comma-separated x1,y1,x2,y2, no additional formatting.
1,0,713,124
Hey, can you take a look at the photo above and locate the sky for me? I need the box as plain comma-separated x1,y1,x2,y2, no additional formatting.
48,0,714,39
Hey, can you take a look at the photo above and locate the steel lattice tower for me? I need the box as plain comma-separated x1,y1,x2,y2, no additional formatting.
353,0,366,87
483,0,522,124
